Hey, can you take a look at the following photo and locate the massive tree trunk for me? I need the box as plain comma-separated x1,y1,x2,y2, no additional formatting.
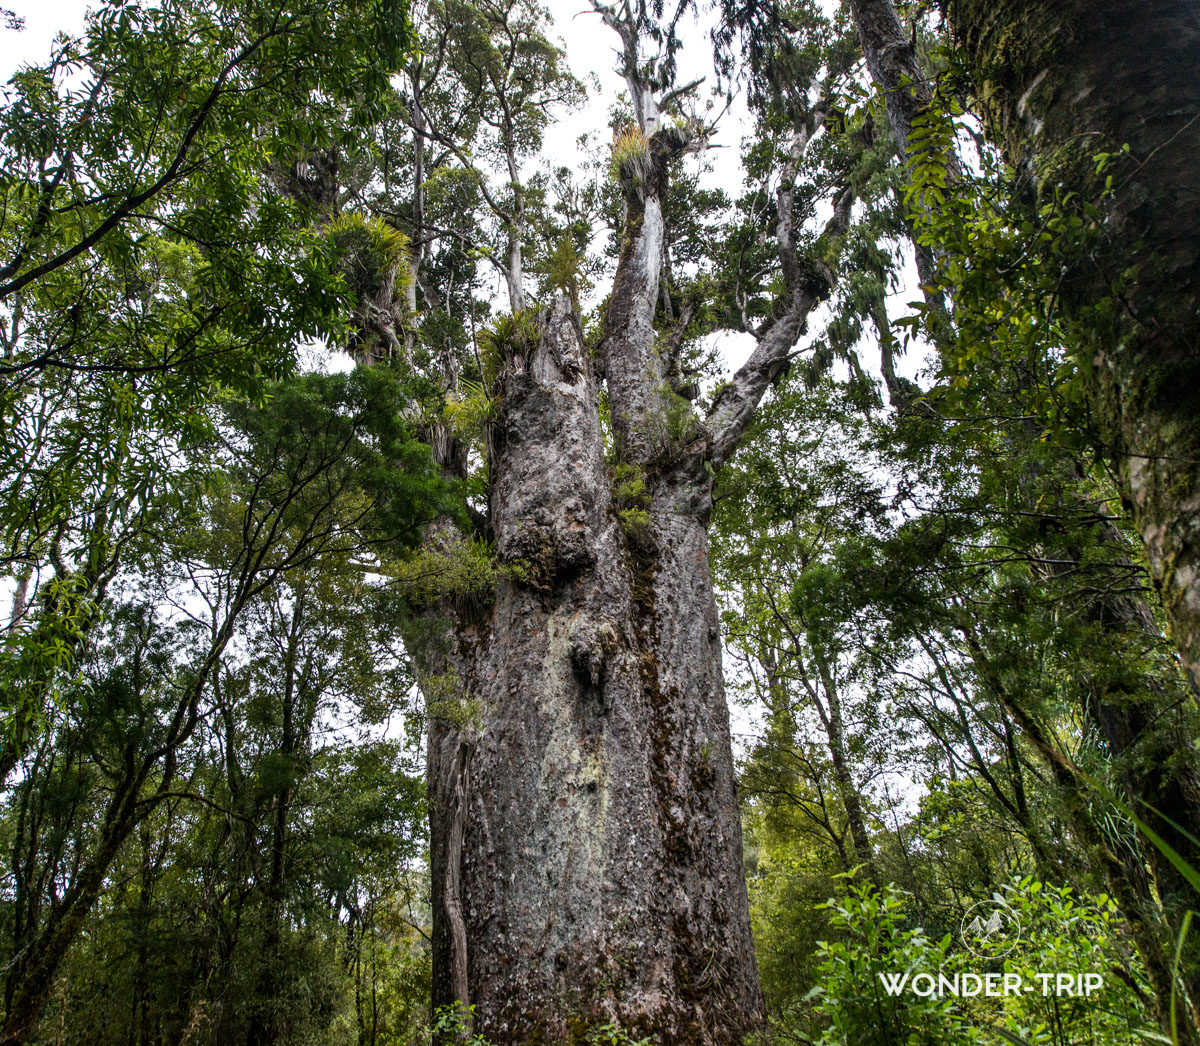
940,0,1200,691
417,6,853,1035
425,294,764,1042
421,118,766,1043
417,44,843,1046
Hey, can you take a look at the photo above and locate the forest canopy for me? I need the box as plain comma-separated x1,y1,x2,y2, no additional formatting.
1,1,1199,1044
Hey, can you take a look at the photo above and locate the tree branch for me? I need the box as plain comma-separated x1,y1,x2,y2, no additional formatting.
708,181,852,471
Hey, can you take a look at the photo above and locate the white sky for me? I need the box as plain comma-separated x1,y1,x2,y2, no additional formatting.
0,0,86,76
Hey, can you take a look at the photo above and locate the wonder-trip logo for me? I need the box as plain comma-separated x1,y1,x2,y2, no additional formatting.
959,898,1021,958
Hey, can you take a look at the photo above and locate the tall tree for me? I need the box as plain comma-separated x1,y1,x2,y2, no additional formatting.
0,0,414,777
409,2,859,1039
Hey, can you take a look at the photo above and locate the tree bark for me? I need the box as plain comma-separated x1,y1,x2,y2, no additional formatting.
941,0,1200,691
417,9,859,1035
425,297,764,1043
847,0,932,161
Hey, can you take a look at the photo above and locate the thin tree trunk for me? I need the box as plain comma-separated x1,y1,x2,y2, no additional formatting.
504,230,525,314
503,139,526,314
6,562,31,635
810,655,876,875
406,88,425,322
848,0,934,161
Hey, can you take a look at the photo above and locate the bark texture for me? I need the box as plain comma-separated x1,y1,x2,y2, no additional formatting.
848,0,930,160
425,299,763,1043
943,0,1200,689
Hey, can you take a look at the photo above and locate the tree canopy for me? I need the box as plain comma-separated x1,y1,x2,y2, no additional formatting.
1,0,1198,1043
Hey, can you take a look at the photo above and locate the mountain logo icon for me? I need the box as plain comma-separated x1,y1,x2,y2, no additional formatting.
959,899,1021,958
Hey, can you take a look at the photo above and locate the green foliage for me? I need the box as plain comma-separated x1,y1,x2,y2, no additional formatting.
897,72,1121,445
434,1002,490,1043
477,308,542,387
388,536,508,611
326,212,413,299
220,364,459,552
0,0,415,379
744,809,846,1036
421,668,482,730
815,877,963,1046
0,352,447,1042
0,0,418,777
584,1025,656,1046
612,462,652,539
10,538,432,1044
658,382,700,445
617,380,702,463
815,878,1156,1046
714,356,1196,1041
610,125,652,187
6,1,1199,1042
444,379,499,446
541,234,588,308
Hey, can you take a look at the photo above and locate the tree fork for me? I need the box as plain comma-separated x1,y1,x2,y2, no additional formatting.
424,299,765,1043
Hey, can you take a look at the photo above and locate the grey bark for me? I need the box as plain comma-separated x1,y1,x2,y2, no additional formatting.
425,298,763,1043
847,0,931,162
417,10,857,1037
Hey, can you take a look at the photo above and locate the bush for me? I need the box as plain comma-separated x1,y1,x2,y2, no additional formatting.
813,877,1157,1046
